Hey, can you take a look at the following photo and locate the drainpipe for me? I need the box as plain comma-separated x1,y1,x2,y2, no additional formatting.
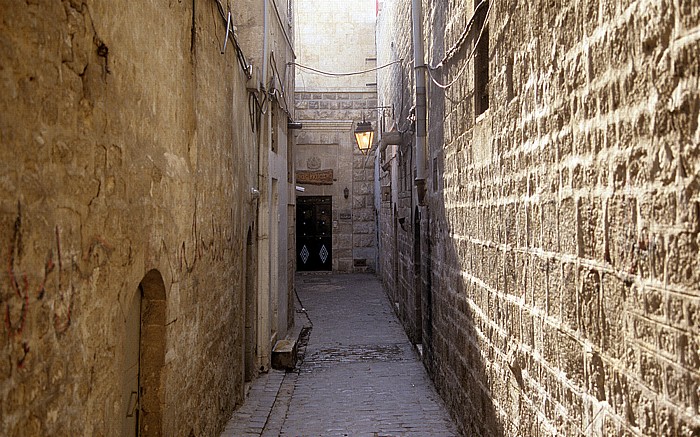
257,0,271,372
412,0,427,205
262,0,269,87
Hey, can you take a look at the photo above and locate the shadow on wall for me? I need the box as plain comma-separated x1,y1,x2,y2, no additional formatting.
376,2,523,434
424,65,504,436
420,2,505,434
386,0,700,435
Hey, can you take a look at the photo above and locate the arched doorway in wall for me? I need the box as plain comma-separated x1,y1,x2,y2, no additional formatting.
393,205,399,307
244,226,257,383
122,285,142,436
413,207,422,347
122,269,166,437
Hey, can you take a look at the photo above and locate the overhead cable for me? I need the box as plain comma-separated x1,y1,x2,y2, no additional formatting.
426,0,492,90
386,59,410,134
270,51,292,118
435,0,489,69
289,60,403,77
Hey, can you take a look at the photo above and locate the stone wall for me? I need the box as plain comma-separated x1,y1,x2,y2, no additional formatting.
293,0,378,274
0,1,292,435
377,0,700,435
294,92,378,272
375,0,423,342
294,0,377,92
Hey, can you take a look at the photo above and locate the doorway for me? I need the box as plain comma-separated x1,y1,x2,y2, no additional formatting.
296,196,332,271
244,227,257,382
122,286,141,436
413,207,422,345
122,270,166,436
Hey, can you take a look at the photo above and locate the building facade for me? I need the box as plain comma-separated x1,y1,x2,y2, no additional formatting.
293,0,378,273
0,1,295,435
377,0,700,436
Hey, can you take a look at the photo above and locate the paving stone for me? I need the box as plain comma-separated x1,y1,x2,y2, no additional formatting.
221,273,460,436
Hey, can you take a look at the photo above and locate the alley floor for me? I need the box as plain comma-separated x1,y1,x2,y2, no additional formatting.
221,273,460,437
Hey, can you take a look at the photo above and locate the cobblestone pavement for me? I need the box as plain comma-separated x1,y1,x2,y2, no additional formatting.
222,273,460,437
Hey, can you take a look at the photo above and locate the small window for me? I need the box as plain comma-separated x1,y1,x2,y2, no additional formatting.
405,154,411,192
432,157,438,192
400,152,407,191
506,54,515,101
271,107,278,153
475,0,489,116
287,137,293,183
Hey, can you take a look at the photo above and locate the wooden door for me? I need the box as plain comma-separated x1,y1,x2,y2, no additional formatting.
122,289,141,436
296,196,332,271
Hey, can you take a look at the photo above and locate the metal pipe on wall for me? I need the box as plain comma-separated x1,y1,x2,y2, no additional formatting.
262,0,270,87
256,0,272,372
411,0,427,205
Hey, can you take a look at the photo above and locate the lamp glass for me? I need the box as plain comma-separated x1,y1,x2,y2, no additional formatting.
354,121,374,155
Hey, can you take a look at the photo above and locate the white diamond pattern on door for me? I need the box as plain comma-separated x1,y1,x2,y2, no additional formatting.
296,196,332,271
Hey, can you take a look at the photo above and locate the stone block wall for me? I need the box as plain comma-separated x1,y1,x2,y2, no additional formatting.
0,1,288,435
375,0,423,339
295,0,377,92
293,0,378,274
294,92,378,272
377,0,700,435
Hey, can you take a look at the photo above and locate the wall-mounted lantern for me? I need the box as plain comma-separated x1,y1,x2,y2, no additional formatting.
354,120,374,155
344,187,349,199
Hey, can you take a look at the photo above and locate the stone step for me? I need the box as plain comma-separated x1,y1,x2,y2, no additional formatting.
271,338,298,370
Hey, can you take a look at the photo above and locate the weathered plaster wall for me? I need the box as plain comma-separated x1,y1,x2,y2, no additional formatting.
377,0,700,435
235,0,297,370
0,1,277,435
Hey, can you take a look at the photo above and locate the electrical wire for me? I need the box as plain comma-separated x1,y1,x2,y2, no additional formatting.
392,60,411,134
268,0,296,57
294,286,313,329
214,0,253,79
248,93,259,132
269,51,293,118
436,0,489,69
291,61,308,94
425,0,492,90
211,0,261,132
289,60,402,77
258,92,269,116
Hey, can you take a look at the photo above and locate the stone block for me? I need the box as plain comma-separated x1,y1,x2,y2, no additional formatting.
271,339,297,370
337,259,353,272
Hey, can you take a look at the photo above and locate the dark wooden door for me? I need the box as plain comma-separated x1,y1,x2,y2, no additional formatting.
296,196,332,271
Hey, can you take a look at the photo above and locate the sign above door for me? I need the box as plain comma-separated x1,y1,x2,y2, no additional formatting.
296,169,334,185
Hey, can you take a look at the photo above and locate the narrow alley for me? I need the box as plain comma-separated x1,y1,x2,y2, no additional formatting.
2,0,699,436
222,274,459,436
